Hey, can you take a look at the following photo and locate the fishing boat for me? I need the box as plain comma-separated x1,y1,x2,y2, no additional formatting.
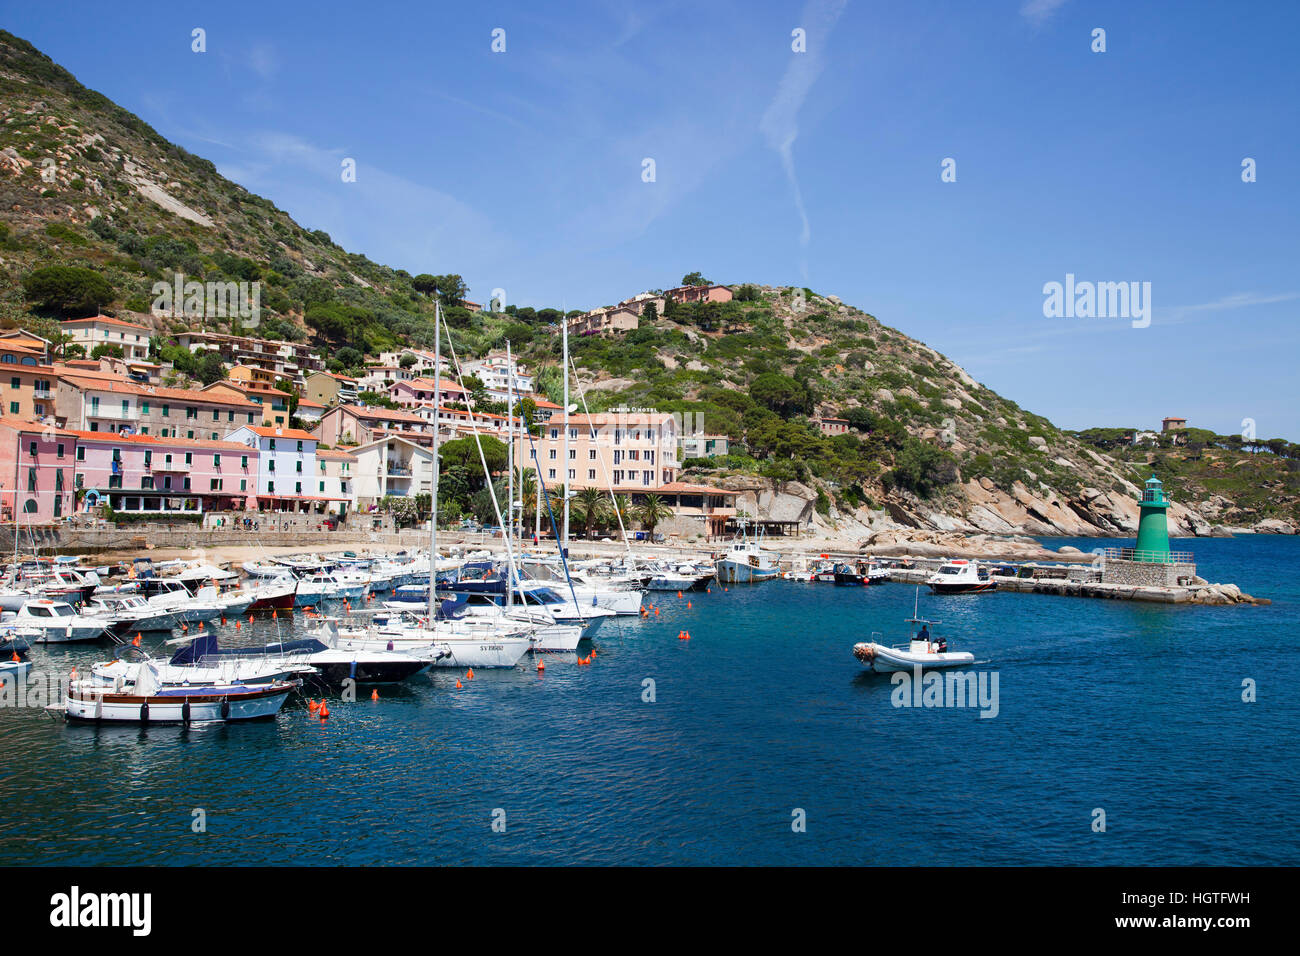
714,530,781,584
852,599,975,673
926,559,997,594
61,662,296,724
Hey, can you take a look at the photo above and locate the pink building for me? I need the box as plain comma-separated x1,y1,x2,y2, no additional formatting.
389,377,468,408
664,284,733,305
0,418,79,522
70,431,256,515
515,412,680,493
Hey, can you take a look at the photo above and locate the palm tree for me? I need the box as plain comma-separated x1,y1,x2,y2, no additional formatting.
574,487,609,539
635,493,674,540
610,494,631,535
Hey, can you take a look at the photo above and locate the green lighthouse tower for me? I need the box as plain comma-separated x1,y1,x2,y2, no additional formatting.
1133,475,1171,561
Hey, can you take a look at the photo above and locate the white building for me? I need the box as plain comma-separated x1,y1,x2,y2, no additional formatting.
350,435,435,509
226,425,342,513
462,354,534,393
60,315,152,361
314,448,357,514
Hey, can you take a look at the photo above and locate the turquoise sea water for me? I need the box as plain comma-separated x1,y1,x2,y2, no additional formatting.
1,535,1296,866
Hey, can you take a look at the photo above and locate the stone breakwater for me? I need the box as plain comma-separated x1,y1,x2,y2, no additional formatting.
886,567,1268,606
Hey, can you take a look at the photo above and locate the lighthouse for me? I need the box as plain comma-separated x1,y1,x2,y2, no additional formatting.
1133,475,1171,561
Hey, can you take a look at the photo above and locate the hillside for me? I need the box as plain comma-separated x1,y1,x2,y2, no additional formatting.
1,29,1294,544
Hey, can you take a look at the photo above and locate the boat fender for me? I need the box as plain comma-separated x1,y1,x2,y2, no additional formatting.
182,701,191,725
140,701,149,724
220,699,231,720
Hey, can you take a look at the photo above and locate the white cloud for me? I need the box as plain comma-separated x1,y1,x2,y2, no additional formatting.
1020,0,1069,26
759,0,847,247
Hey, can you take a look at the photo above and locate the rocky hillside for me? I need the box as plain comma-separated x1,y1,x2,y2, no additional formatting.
0,29,1292,542
0,29,445,355
558,286,1253,541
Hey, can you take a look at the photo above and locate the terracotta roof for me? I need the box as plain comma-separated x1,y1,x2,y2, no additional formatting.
398,377,466,393
243,426,319,441
315,449,357,461
66,430,254,452
57,374,261,409
60,314,150,332
0,417,78,437
59,374,262,408
333,404,426,424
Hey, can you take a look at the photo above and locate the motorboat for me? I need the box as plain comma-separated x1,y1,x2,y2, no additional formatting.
294,571,368,606
90,643,313,689
239,575,298,611
333,612,534,668
61,661,296,724
646,562,715,591
926,559,997,594
1,627,34,657
833,560,890,586
6,599,113,643
84,593,183,633
143,580,226,622
852,599,976,673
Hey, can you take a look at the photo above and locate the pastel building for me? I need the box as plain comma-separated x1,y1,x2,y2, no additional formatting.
315,449,357,513
350,436,435,509
55,371,261,439
70,431,254,515
516,412,680,492
226,425,344,513
0,343,57,421
0,419,79,522
59,315,152,361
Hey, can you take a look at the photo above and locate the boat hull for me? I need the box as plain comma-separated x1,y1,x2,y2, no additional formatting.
64,685,293,723
852,642,976,673
715,560,780,584
928,582,997,595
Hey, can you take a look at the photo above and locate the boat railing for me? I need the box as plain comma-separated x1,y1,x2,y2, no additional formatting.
1101,547,1195,565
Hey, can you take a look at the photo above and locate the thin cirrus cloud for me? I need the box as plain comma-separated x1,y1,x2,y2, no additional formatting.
1020,0,1070,26
214,131,513,271
758,0,847,250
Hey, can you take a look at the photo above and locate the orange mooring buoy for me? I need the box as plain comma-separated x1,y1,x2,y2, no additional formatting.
537,657,545,672
308,699,320,713
680,630,692,641
319,701,330,718
687,601,692,609
654,607,659,616
11,651,18,662
236,619,242,630
221,617,227,625
455,679,463,688
371,689,379,701
677,591,683,598
467,668,475,680
133,634,141,647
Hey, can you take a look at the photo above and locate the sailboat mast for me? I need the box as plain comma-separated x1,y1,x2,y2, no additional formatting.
561,305,570,552
428,300,441,622
506,340,515,551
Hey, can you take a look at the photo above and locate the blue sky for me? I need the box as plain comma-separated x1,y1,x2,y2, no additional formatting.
8,0,1299,437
